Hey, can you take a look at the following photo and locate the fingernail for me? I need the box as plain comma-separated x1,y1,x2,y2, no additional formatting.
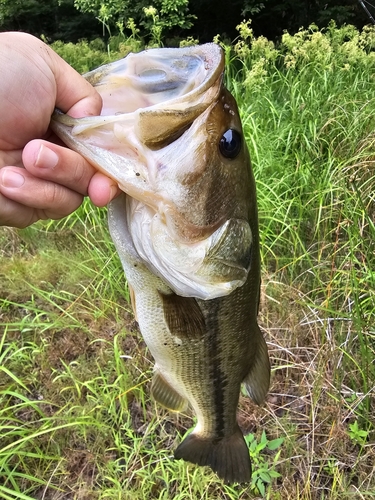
1,170,25,188
36,145,59,169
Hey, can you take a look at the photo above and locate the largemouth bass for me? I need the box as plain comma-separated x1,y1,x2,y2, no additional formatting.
51,43,270,484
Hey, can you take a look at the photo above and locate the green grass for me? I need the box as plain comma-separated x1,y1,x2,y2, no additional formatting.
1,22,375,499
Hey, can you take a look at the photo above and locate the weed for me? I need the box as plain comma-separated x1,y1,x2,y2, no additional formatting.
348,420,369,447
246,431,283,496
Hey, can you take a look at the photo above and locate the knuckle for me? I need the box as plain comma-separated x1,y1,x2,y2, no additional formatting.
73,160,88,187
44,182,60,206
43,182,83,218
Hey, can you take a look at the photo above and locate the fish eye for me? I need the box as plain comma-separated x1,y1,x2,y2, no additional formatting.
219,129,242,159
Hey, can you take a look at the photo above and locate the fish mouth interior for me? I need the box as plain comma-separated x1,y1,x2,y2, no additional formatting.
92,62,197,115
84,45,223,117
146,123,192,150
60,44,224,141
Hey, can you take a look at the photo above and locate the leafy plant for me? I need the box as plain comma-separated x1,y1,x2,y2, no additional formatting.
245,431,283,496
73,0,195,40
348,420,369,447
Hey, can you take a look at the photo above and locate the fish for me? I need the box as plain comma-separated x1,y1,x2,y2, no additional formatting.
51,43,270,484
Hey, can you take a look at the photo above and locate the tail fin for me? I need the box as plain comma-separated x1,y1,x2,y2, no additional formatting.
174,426,251,484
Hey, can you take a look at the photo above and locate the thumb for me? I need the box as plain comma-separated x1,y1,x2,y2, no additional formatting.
48,47,103,118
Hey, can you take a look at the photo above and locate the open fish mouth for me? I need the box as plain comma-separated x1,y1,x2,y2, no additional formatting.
51,43,253,300
51,44,225,235
52,44,223,165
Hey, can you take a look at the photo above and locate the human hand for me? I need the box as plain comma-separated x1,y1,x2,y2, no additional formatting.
0,32,120,228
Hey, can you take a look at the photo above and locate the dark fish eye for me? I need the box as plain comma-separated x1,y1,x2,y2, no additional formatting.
219,129,242,159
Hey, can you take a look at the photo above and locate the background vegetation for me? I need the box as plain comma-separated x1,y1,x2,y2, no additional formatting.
0,0,373,43
0,11,375,500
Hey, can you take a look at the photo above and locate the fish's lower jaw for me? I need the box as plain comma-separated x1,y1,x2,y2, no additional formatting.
174,427,251,484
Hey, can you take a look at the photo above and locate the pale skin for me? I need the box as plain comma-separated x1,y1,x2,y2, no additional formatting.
0,31,120,228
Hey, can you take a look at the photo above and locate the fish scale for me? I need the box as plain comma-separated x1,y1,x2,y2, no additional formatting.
51,43,271,484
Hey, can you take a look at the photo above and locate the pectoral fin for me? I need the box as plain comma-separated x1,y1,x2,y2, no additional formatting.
151,371,188,412
159,292,206,339
243,326,270,405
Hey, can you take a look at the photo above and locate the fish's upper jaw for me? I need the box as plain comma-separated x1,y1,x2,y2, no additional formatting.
51,44,225,216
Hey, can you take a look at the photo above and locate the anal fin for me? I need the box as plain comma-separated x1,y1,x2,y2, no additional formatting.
243,324,270,405
151,371,187,412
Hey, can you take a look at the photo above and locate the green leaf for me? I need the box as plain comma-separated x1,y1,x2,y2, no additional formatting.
259,471,271,483
249,439,258,452
268,470,282,478
267,437,284,450
256,480,266,497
